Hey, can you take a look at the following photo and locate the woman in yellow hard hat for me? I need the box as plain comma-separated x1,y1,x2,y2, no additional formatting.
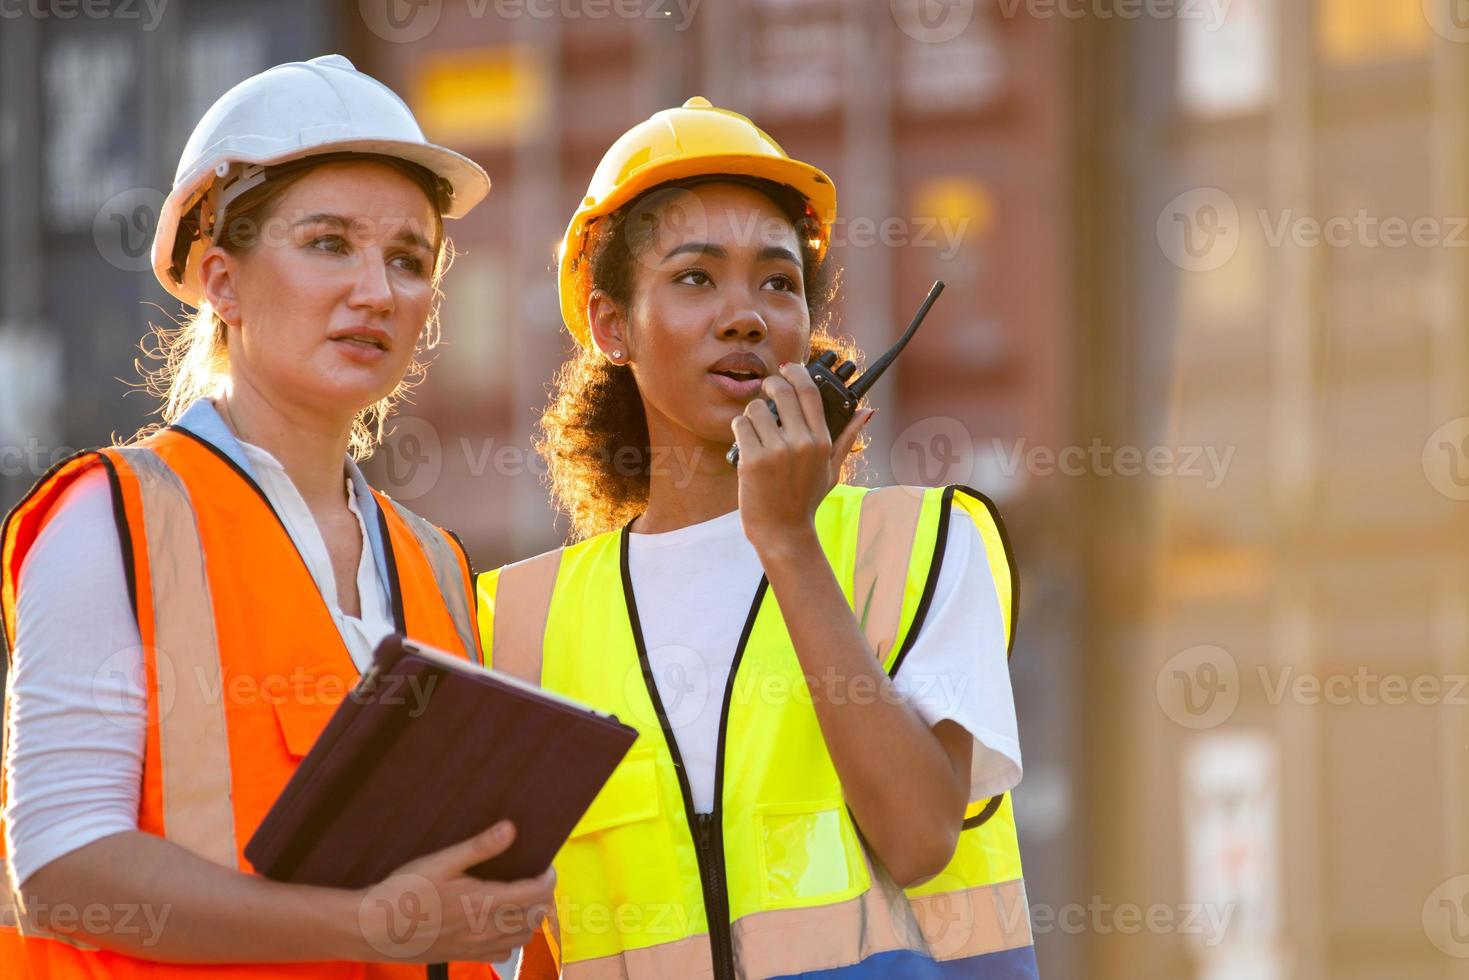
477,97,1036,979
0,55,550,977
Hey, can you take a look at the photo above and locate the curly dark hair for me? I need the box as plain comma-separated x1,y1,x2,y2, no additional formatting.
537,177,866,541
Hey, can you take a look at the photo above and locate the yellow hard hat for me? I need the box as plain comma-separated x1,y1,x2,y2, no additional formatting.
557,96,837,348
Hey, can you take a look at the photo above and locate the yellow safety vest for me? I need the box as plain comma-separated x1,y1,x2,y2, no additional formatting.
477,484,1038,979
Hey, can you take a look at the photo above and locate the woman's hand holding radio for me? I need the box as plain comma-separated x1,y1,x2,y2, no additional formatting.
731,361,872,558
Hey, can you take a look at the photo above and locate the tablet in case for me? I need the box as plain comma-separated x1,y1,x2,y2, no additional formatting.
245,634,638,888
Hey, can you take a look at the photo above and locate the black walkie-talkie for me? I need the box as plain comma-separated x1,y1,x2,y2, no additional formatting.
726,280,945,467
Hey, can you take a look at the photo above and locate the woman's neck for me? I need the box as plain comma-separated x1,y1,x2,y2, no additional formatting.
214,382,354,512
635,414,741,534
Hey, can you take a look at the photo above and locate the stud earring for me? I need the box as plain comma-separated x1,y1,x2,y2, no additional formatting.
611,349,623,362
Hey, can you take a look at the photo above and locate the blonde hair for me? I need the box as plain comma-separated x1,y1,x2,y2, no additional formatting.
134,155,452,459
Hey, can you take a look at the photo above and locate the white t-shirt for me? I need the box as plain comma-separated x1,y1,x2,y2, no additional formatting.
3,441,394,886
626,507,1021,814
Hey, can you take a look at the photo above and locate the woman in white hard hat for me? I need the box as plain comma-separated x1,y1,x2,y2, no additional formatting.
477,98,1037,979
0,55,547,978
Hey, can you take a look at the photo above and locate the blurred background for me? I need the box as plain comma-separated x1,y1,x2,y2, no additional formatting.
4,0,1469,976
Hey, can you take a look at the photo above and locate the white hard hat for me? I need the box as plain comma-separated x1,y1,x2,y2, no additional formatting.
153,54,491,308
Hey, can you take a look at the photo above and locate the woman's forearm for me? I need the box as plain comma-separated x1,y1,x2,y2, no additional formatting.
755,526,970,887
21,831,366,963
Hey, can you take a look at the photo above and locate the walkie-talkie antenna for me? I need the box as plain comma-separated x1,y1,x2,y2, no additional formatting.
847,280,944,400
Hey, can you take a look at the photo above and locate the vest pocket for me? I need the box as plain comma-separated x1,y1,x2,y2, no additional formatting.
755,801,871,910
270,696,341,759
568,746,661,837
558,746,688,958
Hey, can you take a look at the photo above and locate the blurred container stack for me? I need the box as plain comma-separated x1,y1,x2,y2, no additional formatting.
3,1,1467,977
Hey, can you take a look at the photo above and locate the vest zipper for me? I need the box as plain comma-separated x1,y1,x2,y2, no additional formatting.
620,528,762,980
695,812,736,980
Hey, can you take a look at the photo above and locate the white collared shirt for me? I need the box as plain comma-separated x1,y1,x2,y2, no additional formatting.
235,440,394,672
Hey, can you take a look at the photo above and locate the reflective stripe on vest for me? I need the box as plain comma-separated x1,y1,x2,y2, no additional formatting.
116,445,241,868
476,484,1036,980
0,429,491,979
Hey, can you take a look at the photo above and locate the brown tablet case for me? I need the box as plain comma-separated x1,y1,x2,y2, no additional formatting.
245,635,638,888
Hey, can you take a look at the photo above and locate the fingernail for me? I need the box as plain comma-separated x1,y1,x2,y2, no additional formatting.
495,821,513,840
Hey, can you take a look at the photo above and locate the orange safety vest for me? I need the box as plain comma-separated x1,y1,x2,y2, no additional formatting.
0,426,493,980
